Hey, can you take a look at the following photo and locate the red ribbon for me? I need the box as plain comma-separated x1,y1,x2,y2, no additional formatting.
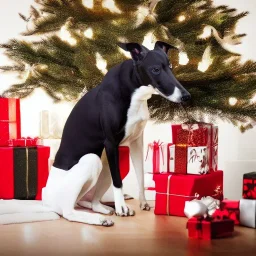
145,140,165,173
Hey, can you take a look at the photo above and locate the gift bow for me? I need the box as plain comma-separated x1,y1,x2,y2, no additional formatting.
184,196,220,219
145,140,165,171
181,124,199,131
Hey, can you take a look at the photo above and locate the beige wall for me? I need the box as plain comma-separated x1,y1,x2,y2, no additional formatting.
0,0,256,200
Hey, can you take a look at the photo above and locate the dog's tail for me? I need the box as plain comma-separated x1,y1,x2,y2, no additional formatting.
0,199,59,225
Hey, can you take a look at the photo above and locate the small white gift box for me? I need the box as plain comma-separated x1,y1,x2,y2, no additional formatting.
239,199,256,228
187,146,209,175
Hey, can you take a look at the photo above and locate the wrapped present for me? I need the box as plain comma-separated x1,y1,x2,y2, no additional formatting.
0,146,50,200
0,98,21,146
144,141,168,174
187,217,234,240
213,200,240,225
243,172,256,199
119,146,130,180
171,123,218,174
187,146,209,174
8,137,40,147
239,199,256,228
154,171,223,216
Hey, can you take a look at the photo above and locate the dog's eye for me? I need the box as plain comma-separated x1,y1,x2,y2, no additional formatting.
152,67,160,75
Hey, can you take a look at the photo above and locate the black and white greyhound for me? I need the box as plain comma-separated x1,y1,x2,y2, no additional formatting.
42,41,191,226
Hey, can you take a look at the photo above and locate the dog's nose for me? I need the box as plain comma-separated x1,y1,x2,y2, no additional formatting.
181,93,191,102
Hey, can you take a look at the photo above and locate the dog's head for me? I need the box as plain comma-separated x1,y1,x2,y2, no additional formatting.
118,41,191,103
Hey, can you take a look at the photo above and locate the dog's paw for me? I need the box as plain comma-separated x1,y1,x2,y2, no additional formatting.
115,205,135,217
92,202,115,215
140,202,151,211
100,218,114,227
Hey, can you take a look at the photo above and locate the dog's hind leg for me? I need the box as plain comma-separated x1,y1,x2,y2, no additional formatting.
78,150,114,215
43,154,113,226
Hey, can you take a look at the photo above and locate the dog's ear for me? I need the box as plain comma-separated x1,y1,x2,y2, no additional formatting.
154,41,178,55
117,42,144,61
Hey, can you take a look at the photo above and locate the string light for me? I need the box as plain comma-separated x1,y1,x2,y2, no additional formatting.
142,32,156,50
229,97,238,106
102,0,121,13
96,53,108,74
198,46,213,72
250,94,256,104
59,25,77,46
198,26,212,39
179,52,189,65
178,15,186,22
135,6,150,27
84,28,93,39
82,0,93,9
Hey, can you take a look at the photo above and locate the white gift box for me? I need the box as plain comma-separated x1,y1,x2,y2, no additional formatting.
239,199,256,228
187,146,209,175
144,141,168,173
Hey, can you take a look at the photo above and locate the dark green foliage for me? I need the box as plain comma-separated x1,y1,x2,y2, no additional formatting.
1,0,256,125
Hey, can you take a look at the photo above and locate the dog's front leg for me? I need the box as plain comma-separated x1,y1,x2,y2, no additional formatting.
104,140,135,217
130,134,150,211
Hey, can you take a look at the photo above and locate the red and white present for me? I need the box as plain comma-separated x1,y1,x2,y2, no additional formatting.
154,171,223,216
171,123,218,174
0,98,21,146
144,141,168,174
187,146,209,174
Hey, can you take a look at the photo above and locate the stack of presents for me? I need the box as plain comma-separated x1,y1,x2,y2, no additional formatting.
0,97,49,200
145,123,256,239
0,97,130,202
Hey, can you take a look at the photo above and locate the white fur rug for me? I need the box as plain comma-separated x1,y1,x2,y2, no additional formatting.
0,200,60,225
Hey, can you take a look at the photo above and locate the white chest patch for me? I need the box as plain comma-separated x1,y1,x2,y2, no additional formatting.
120,86,155,146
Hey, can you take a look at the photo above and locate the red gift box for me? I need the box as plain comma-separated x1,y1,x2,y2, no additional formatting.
0,146,50,200
154,171,223,216
243,172,256,199
213,200,240,225
8,137,40,147
119,146,130,180
171,123,218,174
187,217,234,240
0,98,21,146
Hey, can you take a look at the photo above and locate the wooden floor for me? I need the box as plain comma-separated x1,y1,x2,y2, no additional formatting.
0,200,256,256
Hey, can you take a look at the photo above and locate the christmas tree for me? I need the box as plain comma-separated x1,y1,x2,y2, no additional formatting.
1,0,256,128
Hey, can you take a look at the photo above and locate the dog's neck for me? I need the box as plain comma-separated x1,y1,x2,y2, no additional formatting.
119,60,154,103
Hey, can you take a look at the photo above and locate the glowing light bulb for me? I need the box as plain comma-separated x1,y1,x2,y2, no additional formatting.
142,32,156,50
229,97,238,106
59,25,77,46
135,6,150,27
84,28,93,39
198,46,213,72
198,26,212,39
250,94,256,104
178,15,186,22
82,0,93,9
102,0,121,13
179,52,189,65
96,53,107,74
